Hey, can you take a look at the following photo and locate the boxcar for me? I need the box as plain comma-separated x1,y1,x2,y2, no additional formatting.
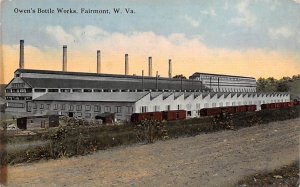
221,106,236,114
162,110,186,121
200,108,222,116
131,112,163,123
246,105,257,112
235,105,247,113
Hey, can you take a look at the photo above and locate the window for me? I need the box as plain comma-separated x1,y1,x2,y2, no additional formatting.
40,104,44,109
114,106,122,113
105,106,111,112
141,106,148,113
232,102,236,106
5,89,11,93
212,103,216,107
219,102,223,107
93,89,102,92
83,89,92,92
154,105,160,111
69,105,74,111
48,89,59,92
166,105,171,111
46,104,50,110
54,104,58,110
7,102,25,108
127,106,133,114
33,103,37,109
76,105,82,111
85,105,91,111
12,83,25,88
204,103,209,108
196,103,201,109
72,89,82,92
60,89,71,93
94,105,100,112
177,105,182,110
61,104,66,110
34,89,46,92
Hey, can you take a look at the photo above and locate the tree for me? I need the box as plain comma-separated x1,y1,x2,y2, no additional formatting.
173,74,187,79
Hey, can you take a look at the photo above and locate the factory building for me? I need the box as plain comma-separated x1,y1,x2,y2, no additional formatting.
4,40,290,121
189,72,256,92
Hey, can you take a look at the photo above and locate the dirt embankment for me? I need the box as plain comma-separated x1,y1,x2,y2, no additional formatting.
7,118,300,187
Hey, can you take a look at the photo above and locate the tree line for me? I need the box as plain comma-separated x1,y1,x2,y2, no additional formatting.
256,75,299,92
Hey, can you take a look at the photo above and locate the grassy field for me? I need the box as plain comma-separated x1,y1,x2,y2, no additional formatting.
2,106,299,165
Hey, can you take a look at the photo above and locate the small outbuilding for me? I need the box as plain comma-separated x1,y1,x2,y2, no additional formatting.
17,115,59,130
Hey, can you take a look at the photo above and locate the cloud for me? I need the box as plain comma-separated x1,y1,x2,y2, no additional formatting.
2,25,300,84
184,15,200,28
200,9,217,16
229,0,256,27
46,25,75,44
268,27,293,39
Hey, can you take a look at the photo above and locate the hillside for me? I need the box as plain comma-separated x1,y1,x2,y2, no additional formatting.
288,78,300,100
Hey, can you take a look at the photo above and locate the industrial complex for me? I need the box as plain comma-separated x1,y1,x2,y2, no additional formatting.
4,40,290,122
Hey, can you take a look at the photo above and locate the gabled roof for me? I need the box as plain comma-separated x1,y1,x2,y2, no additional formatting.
163,92,173,100
34,92,148,102
150,92,163,100
174,92,184,100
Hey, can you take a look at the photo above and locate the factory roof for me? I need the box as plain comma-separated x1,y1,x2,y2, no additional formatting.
16,68,192,81
189,72,255,79
34,92,149,102
21,75,204,90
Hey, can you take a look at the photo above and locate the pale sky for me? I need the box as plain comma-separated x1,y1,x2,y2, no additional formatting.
1,0,300,83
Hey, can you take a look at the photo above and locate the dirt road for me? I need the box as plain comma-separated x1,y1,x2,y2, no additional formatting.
7,118,300,187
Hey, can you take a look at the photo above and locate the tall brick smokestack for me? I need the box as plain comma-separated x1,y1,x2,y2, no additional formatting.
125,54,129,75
19,40,24,69
168,59,172,78
148,57,152,77
62,45,67,71
97,50,101,73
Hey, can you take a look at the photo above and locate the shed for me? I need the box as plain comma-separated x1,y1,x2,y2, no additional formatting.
17,115,59,130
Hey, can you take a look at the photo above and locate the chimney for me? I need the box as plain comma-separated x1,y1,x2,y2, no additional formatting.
125,54,129,75
97,50,101,73
168,59,172,78
62,45,67,71
19,40,24,69
148,57,152,77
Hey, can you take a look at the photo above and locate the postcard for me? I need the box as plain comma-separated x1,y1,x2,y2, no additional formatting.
0,0,299,186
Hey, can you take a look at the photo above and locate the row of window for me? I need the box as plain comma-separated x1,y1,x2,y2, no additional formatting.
11,83,25,88
30,103,133,114
210,87,256,92
5,96,32,100
6,88,32,93
198,76,255,82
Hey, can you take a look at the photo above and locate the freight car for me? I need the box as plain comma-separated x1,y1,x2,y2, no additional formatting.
131,110,187,123
261,102,295,110
162,110,186,121
199,105,257,117
131,112,163,123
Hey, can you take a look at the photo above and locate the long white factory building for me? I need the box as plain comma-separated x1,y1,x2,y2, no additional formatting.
4,40,290,121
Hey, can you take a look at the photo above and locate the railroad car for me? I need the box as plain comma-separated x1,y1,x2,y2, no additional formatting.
131,112,163,123
162,110,186,121
246,105,257,112
200,108,222,116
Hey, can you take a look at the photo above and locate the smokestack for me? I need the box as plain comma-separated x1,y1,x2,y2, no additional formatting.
148,57,152,77
97,50,101,73
19,40,24,69
62,45,67,71
125,54,129,75
168,59,172,78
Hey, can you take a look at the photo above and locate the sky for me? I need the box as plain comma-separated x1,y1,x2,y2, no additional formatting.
1,0,300,84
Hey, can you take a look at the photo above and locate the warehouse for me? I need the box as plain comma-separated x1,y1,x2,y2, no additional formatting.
4,40,290,121
189,72,256,92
